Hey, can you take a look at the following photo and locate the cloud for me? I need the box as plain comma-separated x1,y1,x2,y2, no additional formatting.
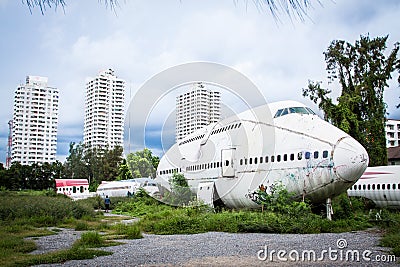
1,1,400,164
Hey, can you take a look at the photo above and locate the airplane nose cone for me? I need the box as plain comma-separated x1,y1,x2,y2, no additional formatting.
332,136,369,182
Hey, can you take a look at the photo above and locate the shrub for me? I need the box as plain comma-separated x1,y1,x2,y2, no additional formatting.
75,221,90,231
112,223,143,239
0,192,95,226
76,231,104,248
254,182,313,217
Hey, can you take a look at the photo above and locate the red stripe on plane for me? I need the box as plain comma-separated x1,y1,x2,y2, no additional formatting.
360,171,393,179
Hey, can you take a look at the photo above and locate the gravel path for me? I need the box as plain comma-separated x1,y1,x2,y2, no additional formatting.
32,228,398,266
27,228,82,255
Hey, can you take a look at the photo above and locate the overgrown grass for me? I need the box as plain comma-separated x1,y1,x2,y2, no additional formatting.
378,211,400,257
0,191,95,225
9,247,112,267
0,190,398,266
0,192,120,266
0,223,113,267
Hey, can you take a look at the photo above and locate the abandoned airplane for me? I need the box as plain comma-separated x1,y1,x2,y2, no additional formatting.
156,100,369,213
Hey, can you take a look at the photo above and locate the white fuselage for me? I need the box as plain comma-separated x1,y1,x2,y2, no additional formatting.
156,101,369,208
348,166,400,208
96,178,159,198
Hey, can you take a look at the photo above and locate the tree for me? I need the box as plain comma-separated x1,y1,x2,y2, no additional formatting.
0,161,63,191
117,159,133,180
126,148,159,178
63,142,88,180
164,172,193,206
63,142,124,187
303,35,400,166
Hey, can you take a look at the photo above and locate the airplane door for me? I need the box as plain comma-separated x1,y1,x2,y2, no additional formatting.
221,148,236,178
197,181,215,207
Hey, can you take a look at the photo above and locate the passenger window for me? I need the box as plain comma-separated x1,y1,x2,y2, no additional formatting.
358,184,361,190
398,184,400,190
367,184,370,190
363,184,366,190
298,152,302,160
265,156,269,163
271,156,275,162
323,150,329,158
277,155,281,162
254,157,258,164
260,157,263,163
305,152,310,159
393,184,396,190
372,184,375,190
240,159,243,165
290,154,294,161
387,184,391,190
314,151,319,159
225,160,229,167
283,154,287,161
245,158,248,165
377,184,380,190
382,184,385,190
249,158,253,164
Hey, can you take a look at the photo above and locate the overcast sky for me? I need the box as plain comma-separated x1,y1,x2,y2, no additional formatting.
0,0,399,164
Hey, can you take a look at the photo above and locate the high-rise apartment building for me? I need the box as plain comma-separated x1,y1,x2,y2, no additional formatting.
84,69,125,149
11,76,59,165
176,83,221,141
386,119,400,147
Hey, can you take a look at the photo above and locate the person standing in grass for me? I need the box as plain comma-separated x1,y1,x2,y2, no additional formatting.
104,195,111,213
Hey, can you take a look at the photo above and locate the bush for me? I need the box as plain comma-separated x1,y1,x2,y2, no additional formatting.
0,192,95,226
112,223,143,239
76,231,104,248
75,221,90,231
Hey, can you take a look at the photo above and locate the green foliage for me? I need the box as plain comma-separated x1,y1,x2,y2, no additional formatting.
116,159,133,180
115,189,374,235
0,161,63,191
332,193,353,219
75,231,104,248
378,211,400,257
125,148,159,178
74,221,90,231
303,35,400,166
255,183,312,216
0,192,95,225
111,223,142,239
63,142,124,187
163,172,194,206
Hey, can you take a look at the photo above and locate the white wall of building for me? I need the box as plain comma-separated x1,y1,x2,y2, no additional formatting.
11,76,59,165
84,69,125,149
175,83,221,142
386,119,400,147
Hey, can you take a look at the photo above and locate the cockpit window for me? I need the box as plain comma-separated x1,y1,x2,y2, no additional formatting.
274,106,316,118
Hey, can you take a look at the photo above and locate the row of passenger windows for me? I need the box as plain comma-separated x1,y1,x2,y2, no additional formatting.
178,123,242,146
187,161,222,172
351,183,400,191
159,168,181,175
240,150,329,165
159,150,330,175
